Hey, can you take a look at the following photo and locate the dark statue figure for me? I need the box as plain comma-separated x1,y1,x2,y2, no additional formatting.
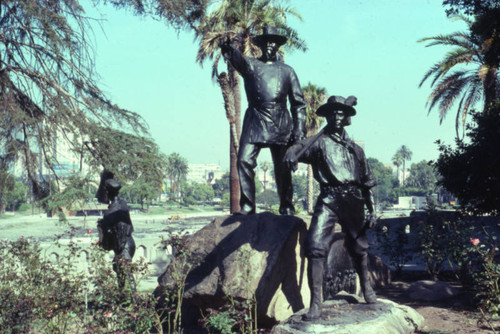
220,26,306,215
284,96,377,321
96,169,136,293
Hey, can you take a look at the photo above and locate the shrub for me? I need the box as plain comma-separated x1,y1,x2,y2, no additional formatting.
0,230,163,333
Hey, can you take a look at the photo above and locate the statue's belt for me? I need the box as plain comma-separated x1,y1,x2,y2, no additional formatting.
320,183,362,196
249,101,287,109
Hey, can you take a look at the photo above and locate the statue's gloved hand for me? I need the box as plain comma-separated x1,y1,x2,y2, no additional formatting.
289,130,304,145
283,146,300,171
219,37,232,55
290,135,303,145
365,212,377,229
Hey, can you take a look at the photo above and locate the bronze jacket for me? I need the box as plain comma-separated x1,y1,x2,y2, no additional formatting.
295,130,376,189
226,46,306,145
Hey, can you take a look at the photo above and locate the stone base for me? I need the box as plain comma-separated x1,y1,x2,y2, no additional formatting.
271,296,424,334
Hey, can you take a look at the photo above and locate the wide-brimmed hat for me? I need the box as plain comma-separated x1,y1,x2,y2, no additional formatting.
105,179,122,192
316,95,357,117
252,26,287,46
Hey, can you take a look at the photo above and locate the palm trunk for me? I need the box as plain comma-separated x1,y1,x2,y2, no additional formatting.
307,165,314,214
402,161,406,186
218,69,241,213
0,193,4,217
231,68,242,213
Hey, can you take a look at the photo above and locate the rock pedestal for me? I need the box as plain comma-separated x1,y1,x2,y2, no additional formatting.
155,212,395,331
156,212,309,328
271,297,424,334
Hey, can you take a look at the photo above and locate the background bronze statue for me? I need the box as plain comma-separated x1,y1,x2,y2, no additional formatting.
96,169,136,293
220,26,306,215
284,95,377,321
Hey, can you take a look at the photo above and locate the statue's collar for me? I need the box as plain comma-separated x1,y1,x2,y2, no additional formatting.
326,128,347,141
326,129,354,151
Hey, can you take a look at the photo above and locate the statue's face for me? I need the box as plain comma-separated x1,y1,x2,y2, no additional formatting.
327,110,346,130
260,39,279,60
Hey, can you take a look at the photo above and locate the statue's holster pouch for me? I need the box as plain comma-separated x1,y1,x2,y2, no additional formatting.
97,218,115,251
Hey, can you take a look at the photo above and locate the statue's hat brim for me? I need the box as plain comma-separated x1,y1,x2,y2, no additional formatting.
252,26,287,46
316,95,357,117
316,103,356,117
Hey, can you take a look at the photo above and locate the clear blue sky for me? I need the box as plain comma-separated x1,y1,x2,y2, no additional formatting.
84,0,468,170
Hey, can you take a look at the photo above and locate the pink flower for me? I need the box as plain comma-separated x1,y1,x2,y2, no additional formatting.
20,236,24,239
471,238,480,246
86,229,92,234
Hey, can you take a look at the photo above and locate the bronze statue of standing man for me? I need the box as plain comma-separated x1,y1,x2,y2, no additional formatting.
96,169,136,294
220,26,306,215
285,96,377,320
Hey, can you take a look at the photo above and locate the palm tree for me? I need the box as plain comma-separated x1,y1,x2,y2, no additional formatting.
396,146,413,187
302,83,326,213
166,152,189,201
392,152,403,185
419,14,500,136
194,0,306,213
260,161,270,190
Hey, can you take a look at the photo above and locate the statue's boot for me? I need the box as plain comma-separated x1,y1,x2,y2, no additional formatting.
233,203,255,215
302,258,324,321
354,254,377,304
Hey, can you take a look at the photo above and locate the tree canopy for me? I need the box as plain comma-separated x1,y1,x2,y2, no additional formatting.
367,157,398,205
0,0,163,198
419,8,499,135
405,160,439,194
443,0,500,16
434,102,500,215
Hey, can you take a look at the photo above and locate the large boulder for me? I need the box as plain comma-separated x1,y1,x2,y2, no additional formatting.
407,280,460,302
156,212,309,328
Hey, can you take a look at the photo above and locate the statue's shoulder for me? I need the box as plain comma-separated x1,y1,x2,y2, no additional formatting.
350,141,367,159
275,60,294,71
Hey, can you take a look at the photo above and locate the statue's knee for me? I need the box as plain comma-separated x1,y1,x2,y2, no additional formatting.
238,157,256,171
305,241,328,259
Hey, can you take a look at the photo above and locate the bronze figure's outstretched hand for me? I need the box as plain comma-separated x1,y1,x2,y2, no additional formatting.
365,212,377,229
219,37,232,55
284,145,300,171
290,131,304,145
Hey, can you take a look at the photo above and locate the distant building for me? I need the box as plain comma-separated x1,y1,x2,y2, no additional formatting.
10,130,88,179
187,163,225,184
393,196,427,210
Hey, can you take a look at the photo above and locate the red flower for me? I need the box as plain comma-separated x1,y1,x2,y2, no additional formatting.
471,238,480,246
86,229,92,234
20,236,24,239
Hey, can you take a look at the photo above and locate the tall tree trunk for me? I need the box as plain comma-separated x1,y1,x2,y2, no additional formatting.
307,165,314,214
402,161,406,186
218,69,241,213
0,193,4,217
231,69,242,213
